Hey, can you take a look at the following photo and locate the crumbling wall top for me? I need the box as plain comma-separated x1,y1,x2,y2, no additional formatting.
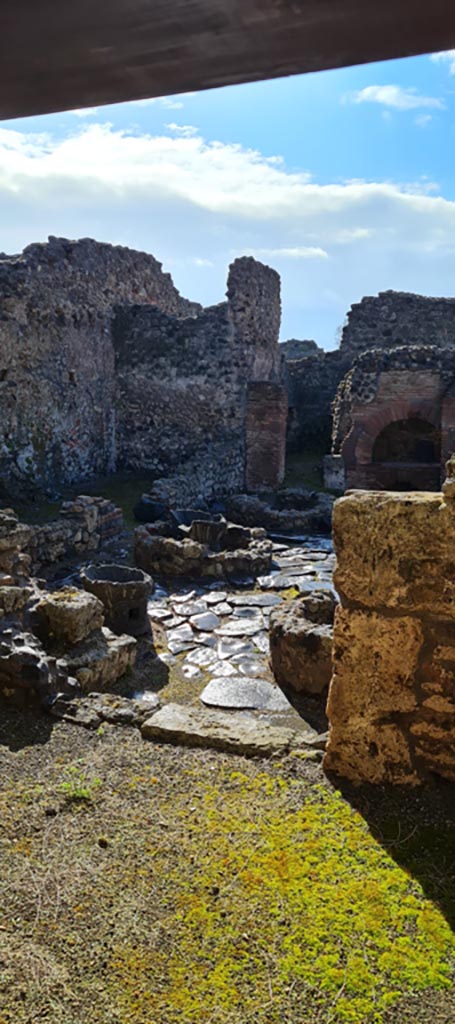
340,290,455,361
0,235,200,319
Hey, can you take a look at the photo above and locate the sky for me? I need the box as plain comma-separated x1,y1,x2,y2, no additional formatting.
1,49,455,350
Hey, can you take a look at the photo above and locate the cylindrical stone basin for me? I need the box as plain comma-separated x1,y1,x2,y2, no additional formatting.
81,564,154,637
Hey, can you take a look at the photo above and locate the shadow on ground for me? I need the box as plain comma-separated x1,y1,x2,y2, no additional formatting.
337,775,455,933
0,704,55,752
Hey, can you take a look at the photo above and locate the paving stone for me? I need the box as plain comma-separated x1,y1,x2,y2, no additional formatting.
171,590,197,603
257,573,280,589
167,624,194,644
230,593,283,608
163,615,186,629
216,617,265,637
253,632,270,655
174,600,208,617
185,647,219,669
233,657,268,677
205,591,229,605
211,602,233,616
190,611,220,631
200,676,291,711
147,605,172,622
217,637,256,659
207,660,238,676
192,632,217,647
158,652,177,666
182,663,203,680
167,640,195,655
142,702,316,756
231,607,262,619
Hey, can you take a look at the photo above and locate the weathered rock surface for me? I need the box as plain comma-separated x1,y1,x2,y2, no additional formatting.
141,702,318,756
61,627,137,692
50,690,160,728
35,588,105,645
0,630,77,708
333,490,455,617
270,592,336,696
325,485,455,785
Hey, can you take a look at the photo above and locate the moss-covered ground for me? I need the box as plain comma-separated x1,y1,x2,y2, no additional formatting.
1,709,455,1024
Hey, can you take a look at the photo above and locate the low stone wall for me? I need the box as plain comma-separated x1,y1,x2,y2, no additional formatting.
325,471,455,784
0,497,124,578
141,442,244,508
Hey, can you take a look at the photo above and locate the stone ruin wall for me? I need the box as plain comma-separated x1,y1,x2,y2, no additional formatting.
114,257,284,504
331,347,455,489
318,291,455,490
0,239,284,504
0,496,124,579
285,349,349,454
0,236,199,497
339,290,455,360
325,469,455,785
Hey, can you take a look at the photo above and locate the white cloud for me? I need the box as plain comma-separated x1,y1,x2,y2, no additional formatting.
165,123,198,137
250,246,328,260
348,84,445,111
430,49,455,75
132,96,186,110
68,107,100,118
0,122,455,347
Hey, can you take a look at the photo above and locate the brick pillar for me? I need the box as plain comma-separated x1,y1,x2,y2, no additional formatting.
245,382,287,491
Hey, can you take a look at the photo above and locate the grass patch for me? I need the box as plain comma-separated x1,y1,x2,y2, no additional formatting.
0,717,454,1023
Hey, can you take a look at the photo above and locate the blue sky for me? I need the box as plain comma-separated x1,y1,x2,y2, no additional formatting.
1,48,455,349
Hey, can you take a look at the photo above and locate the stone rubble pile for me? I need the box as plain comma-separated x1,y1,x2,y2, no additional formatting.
0,502,135,710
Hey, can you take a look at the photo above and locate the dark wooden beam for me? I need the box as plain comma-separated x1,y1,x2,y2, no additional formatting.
2,0,455,120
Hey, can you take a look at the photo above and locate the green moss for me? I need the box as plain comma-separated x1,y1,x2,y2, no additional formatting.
107,775,455,1023
2,743,455,1024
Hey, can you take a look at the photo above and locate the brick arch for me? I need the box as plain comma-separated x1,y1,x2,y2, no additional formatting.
344,398,441,468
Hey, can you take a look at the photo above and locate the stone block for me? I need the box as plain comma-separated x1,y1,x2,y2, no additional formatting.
328,608,422,718
325,608,424,783
35,588,104,645
324,719,418,785
141,702,316,757
270,592,336,696
333,490,455,617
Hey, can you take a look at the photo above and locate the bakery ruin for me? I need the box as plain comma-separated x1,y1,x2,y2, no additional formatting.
2,234,455,784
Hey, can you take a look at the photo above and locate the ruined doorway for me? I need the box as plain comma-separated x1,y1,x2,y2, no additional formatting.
371,417,441,490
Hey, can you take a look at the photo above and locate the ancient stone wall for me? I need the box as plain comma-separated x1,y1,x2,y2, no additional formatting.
227,257,282,382
0,236,199,496
0,238,284,503
285,350,349,453
114,257,283,503
325,474,455,784
340,290,455,361
331,347,455,491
